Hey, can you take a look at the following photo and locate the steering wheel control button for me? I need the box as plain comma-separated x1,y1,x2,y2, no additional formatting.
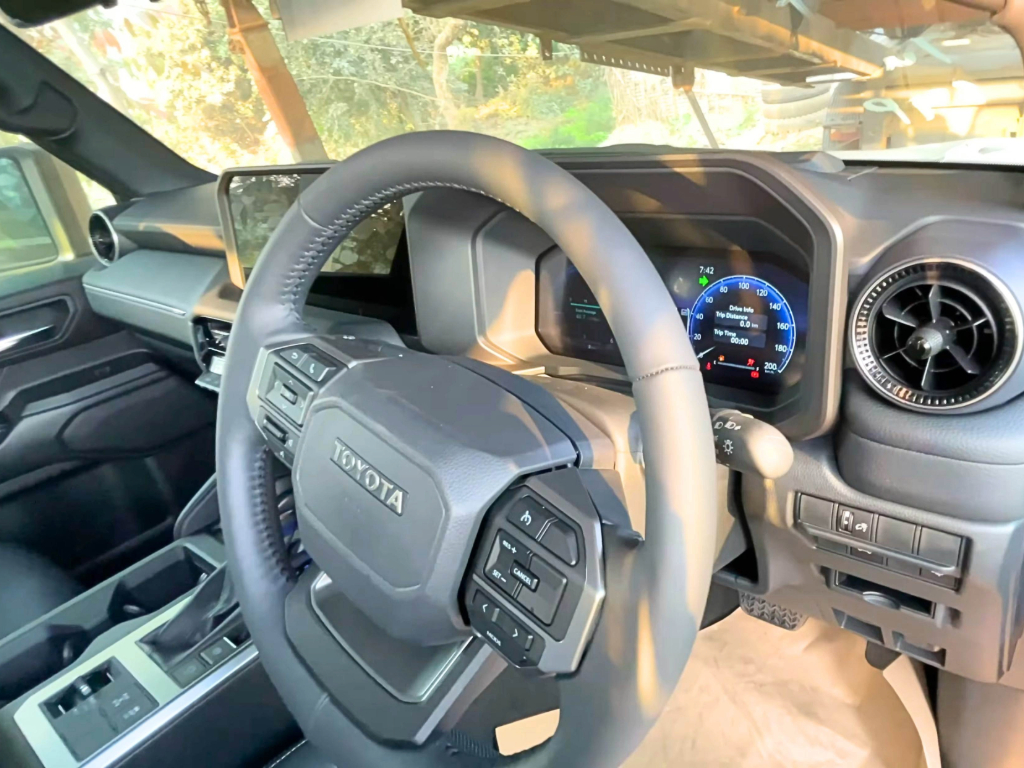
484,531,531,597
280,346,307,368
515,556,566,625
917,528,962,567
509,496,554,539
266,366,313,425
510,562,538,591
538,520,579,566
875,517,917,554
295,346,338,382
472,590,498,622
798,495,834,530
495,610,533,651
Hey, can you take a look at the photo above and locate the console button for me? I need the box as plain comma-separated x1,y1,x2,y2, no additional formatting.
52,698,118,760
509,496,553,540
842,508,874,541
510,562,538,591
516,555,566,625
876,517,916,554
919,567,959,589
539,519,580,566
836,507,855,534
170,656,207,688
850,545,885,565
199,638,236,667
817,538,847,555
887,558,920,577
95,681,156,734
799,496,834,530
918,529,962,567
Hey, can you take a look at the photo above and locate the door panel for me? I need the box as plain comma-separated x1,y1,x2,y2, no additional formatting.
0,277,215,582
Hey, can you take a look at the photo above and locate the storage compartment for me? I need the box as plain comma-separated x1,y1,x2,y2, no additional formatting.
832,609,884,644
0,540,217,702
832,570,935,617
893,631,947,667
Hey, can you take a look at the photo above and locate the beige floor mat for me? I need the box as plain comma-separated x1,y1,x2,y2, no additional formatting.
621,610,925,768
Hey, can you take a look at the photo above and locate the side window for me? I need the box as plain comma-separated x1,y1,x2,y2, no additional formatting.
0,157,59,273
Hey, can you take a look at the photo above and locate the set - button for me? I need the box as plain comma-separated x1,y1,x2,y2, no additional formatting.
483,529,566,625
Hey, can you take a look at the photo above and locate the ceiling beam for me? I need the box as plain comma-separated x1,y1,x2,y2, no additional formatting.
570,17,712,44
618,0,887,76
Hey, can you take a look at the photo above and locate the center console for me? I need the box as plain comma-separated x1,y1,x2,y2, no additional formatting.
0,534,296,768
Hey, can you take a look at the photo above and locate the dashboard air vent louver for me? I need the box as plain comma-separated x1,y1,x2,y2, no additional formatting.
851,260,1021,411
88,211,120,265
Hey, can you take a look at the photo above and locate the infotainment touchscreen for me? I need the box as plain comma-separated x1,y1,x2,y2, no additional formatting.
219,166,404,289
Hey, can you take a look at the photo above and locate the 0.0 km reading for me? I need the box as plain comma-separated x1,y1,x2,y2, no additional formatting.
686,275,797,382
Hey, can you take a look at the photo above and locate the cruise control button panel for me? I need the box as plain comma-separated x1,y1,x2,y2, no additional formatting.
464,474,604,675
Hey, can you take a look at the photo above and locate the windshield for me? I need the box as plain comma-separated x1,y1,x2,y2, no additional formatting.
4,1,1024,170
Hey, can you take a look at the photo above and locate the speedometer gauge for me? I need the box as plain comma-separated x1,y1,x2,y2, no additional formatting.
687,275,796,389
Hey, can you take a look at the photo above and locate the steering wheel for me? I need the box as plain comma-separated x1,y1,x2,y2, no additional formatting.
216,131,718,768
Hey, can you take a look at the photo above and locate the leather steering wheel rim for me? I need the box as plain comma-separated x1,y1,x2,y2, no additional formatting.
216,130,718,768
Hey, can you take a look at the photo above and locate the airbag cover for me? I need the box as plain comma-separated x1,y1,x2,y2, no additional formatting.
294,350,576,645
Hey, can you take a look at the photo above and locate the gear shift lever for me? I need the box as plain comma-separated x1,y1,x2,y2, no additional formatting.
142,564,238,659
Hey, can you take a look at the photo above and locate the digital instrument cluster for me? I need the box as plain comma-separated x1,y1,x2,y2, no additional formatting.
536,247,809,400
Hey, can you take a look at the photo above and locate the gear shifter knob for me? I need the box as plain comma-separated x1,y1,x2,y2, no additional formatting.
710,408,793,479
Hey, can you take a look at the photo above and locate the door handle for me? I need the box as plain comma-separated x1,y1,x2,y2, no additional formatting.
0,325,55,354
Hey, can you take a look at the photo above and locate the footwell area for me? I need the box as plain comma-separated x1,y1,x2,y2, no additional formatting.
623,610,924,768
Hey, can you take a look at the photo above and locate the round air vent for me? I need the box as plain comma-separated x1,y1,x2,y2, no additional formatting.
88,210,120,265
851,260,1021,411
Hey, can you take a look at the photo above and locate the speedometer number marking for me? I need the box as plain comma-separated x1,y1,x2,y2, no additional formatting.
687,275,796,383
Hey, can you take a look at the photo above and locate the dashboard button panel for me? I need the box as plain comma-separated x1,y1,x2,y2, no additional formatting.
797,494,965,591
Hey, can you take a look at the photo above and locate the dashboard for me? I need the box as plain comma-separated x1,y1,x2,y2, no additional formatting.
80,147,1024,697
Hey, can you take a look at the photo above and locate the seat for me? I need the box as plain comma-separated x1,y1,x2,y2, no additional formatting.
0,543,82,641
264,741,335,768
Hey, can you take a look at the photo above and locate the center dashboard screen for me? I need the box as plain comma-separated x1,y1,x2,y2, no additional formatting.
222,168,405,286
536,247,809,397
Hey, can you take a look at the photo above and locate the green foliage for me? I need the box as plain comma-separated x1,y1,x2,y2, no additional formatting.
520,91,614,149
4,3,825,177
